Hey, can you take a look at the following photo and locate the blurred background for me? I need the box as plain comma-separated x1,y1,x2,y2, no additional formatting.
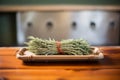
0,0,120,46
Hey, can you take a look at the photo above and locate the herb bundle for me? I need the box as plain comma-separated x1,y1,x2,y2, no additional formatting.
25,36,92,55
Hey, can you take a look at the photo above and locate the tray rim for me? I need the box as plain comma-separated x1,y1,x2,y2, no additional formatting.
16,47,104,61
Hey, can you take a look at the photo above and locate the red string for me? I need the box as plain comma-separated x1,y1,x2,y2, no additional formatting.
56,41,63,54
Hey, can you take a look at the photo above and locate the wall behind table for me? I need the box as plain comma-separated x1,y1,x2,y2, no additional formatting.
0,13,16,46
0,0,120,5
0,0,120,46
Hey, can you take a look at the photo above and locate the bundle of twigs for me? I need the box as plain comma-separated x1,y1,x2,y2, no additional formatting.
25,36,92,55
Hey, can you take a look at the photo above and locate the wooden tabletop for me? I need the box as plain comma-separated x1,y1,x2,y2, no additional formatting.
0,46,120,80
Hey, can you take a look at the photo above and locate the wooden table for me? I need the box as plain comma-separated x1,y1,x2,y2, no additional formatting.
0,46,120,80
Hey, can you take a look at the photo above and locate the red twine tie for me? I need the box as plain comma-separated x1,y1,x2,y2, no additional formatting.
56,41,63,54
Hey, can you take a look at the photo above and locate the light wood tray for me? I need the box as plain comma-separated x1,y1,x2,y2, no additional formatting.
16,47,104,62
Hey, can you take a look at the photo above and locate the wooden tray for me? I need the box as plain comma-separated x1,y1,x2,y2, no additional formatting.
16,47,104,62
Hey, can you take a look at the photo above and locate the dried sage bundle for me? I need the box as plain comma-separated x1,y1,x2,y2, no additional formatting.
25,36,92,55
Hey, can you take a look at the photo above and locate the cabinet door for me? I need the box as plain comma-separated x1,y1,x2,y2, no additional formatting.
70,11,120,45
17,11,71,45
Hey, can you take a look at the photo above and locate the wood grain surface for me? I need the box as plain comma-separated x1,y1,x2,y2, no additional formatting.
0,46,120,80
